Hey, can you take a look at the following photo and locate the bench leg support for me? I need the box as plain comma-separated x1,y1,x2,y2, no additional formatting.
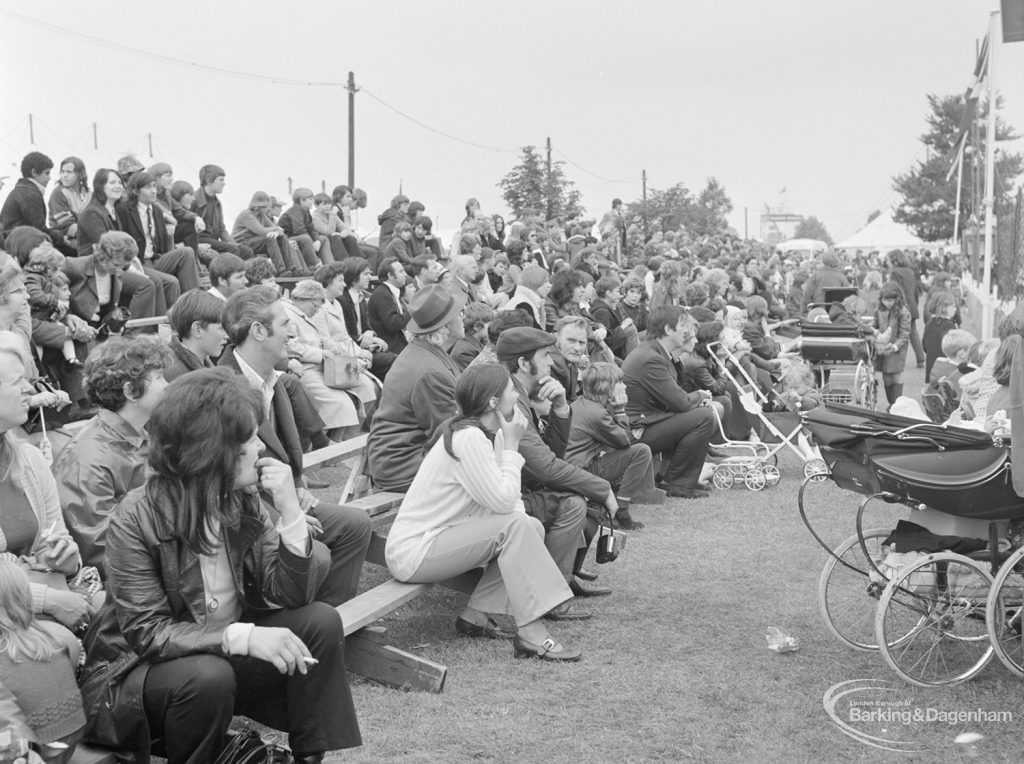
346,628,447,693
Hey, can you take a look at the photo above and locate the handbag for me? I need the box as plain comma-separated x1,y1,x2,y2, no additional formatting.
323,354,363,390
595,507,621,564
213,727,292,764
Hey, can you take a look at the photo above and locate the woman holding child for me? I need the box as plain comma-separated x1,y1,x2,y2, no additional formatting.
385,364,582,662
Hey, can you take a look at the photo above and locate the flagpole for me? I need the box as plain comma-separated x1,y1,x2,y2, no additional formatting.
953,139,965,246
981,10,999,340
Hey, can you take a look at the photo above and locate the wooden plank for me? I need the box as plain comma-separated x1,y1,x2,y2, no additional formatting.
302,435,368,469
346,632,447,692
338,579,434,636
342,492,403,516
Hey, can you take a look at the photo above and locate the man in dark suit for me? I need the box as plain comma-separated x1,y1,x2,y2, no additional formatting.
117,172,201,295
337,256,395,380
366,257,409,356
0,152,67,253
621,305,715,499
219,285,371,606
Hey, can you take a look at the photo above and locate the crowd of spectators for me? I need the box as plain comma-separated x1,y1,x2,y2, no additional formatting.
0,148,981,762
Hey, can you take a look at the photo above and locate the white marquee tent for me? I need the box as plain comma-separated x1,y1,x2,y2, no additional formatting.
835,208,939,251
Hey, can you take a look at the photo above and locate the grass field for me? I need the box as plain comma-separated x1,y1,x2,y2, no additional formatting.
299,361,1024,762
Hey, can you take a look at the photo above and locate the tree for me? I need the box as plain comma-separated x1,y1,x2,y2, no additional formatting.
624,177,733,240
689,177,733,237
793,216,833,244
893,93,1022,241
497,145,584,221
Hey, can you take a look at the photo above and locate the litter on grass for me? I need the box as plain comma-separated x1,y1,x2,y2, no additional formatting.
764,627,799,653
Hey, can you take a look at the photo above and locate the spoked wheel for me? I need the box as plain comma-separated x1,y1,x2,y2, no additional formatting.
712,466,734,490
853,360,877,411
744,468,767,492
818,529,892,651
761,464,781,487
876,553,994,687
986,545,1024,677
803,459,829,482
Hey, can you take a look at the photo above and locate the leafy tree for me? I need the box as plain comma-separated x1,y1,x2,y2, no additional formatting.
624,177,733,239
497,145,583,221
793,216,833,244
893,93,1022,241
689,177,733,237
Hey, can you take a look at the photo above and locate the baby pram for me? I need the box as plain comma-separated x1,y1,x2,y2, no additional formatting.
798,403,1024,686
704,342,824,489
798,321,877,410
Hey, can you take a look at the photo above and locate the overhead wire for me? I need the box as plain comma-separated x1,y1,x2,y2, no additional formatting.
358,86,520,154
549,144,639,184
0,8,347,87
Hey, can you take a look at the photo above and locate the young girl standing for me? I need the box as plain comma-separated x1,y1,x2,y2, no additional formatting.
874,281,912,407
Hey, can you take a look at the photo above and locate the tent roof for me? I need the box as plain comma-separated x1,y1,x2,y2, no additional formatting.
836,208,928,250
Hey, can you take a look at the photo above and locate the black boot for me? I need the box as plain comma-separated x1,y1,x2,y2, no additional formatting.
615,507,644,530
893,384,904,400
884,384,896,405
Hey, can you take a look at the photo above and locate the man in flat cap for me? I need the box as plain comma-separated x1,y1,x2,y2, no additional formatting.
496,326,617,607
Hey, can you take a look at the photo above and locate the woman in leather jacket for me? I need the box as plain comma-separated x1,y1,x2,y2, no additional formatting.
79,368,360,764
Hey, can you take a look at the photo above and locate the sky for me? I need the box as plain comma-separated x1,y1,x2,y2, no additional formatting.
1,0,1022,245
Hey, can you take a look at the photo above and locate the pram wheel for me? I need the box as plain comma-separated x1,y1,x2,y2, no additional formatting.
853,360,877,410
803,459,829,482
986,545,1024,678
875,553,994,687
761,464,781,487
818,530,892,651
711,466,734,490
744,469,767,491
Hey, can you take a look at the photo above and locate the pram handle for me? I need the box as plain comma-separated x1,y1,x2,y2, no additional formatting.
847,421,949,451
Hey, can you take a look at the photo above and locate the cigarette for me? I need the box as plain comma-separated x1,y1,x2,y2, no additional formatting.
45,520,58,536
302,657,319,665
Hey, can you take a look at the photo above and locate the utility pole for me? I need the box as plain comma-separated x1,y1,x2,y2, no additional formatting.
321,179,326,193
546,137,553,221
92,123,98,151
287,177,293,196
28,114,34,145
147,133,153,158
347,72,358,189
642,169,648,240
744,206,749,239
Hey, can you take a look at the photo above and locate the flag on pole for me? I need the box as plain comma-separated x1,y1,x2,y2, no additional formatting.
946,34,990,182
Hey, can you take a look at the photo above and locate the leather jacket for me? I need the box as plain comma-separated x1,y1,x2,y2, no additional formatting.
80,483,330,751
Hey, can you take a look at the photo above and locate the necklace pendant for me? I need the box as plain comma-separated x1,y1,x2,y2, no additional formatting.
208,597,219,613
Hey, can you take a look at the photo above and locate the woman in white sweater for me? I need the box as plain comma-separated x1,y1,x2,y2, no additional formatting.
385,364,581,662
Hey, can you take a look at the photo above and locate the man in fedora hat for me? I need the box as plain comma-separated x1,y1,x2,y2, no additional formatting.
367,284,466,492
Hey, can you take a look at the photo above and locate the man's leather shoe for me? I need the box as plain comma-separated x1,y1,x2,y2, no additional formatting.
455,616,515,640
513,635,582,662
570,577,611,597
293,754,324,764
543,601,593,621
667,487,711,500
575,566,599,582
